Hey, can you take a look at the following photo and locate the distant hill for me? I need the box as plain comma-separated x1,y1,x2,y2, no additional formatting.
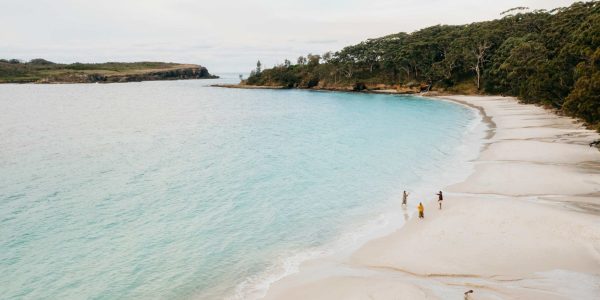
0,60,218,83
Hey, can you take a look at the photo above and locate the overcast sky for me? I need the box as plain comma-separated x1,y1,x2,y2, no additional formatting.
1,0,580,73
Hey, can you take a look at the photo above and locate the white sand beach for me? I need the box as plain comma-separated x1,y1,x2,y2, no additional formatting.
262,96,600,299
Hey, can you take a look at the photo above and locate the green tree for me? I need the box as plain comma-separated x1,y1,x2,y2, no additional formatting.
243,1,600,128
307,54,321,66
564,48,600,125
256,60,262,74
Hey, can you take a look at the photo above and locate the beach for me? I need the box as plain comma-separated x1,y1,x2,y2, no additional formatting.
262,95,600,299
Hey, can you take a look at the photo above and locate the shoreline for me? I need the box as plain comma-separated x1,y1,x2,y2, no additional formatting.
211,83,424,95
226,93,487,300
260,95,600,299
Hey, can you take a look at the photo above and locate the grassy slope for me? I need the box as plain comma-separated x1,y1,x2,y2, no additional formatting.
0,61,203,83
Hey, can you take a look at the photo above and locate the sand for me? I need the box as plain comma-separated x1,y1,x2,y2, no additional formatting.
261,96,600,300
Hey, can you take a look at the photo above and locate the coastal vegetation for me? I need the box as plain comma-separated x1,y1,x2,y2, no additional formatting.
245,1,600,129
0,60,217,83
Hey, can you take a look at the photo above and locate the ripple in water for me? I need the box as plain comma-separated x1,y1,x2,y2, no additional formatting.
0,78,478,299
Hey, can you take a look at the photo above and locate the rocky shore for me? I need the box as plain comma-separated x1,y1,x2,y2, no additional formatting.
212,83,425,94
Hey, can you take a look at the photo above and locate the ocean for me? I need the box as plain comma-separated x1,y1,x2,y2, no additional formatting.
0,77,481,299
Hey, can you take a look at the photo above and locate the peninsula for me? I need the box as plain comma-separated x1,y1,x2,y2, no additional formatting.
0,59,218,83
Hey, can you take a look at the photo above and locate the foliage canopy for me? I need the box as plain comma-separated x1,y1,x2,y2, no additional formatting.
247,1,600,129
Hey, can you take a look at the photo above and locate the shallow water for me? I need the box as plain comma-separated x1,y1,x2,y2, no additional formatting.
0,78,477,299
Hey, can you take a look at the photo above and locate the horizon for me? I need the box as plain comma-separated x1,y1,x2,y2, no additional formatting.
1,1,600,299
1,0,581,73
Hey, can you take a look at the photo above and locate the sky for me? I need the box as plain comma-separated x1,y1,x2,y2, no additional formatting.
0,0,581,73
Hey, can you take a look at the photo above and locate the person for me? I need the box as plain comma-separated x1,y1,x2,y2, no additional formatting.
402,190,409,207
418,202,424,219
436,191,443,209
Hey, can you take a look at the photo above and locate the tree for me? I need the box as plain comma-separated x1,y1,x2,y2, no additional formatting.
500,6,530,16
563,11,600,125
500,40,548,100
256,60,262,74
242,1,600,128
563,48,600,125
307,53,321,66
29,58,54,65
322,51,333,63
470,40,491,90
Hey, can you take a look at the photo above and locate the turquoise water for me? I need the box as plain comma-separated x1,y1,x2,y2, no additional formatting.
0,78,478,299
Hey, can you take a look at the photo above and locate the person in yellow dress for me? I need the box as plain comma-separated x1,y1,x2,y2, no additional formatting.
418,202,424,219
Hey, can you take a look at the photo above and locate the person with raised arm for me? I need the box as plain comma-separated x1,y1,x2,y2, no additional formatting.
402,190,409,207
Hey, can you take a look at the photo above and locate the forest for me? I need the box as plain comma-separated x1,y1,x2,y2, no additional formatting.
245,1,600,129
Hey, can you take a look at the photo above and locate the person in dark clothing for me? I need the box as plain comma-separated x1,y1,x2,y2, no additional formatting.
436,191,443,209
402,190,409,207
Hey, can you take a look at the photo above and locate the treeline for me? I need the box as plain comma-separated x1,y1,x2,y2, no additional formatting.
246,1,600,129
